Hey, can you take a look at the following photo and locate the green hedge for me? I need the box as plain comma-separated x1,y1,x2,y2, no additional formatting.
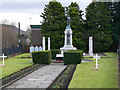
32,50,52,64
64,50,83,65
51,49,60,59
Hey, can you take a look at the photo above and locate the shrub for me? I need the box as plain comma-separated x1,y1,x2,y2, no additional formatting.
32,50,52,64
51,49,60,59
64,50,83,65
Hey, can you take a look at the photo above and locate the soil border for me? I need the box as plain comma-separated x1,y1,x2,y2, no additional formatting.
47,64,76,89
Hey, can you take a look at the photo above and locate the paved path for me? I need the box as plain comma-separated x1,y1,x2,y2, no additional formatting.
5,63,66,88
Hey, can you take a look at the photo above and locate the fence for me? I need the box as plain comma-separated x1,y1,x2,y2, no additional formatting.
2,46,23,56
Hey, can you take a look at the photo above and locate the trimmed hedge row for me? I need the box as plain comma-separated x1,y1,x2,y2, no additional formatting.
32,50,52,64
51,49,60,59
32,49,83,65
68,50,83,58
64,50,83,65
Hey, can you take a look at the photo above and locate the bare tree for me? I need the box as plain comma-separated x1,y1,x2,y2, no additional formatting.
1,19,9,25
1,19,16,26
2,26,17,49
10,22,16,26
23,27,32,45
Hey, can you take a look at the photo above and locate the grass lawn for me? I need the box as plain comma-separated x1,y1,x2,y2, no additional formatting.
0,53,33,79
69,52,118,88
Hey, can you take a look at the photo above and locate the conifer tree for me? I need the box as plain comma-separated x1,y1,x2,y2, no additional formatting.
85,2,113,52
66,2,86,51
40,0,66,49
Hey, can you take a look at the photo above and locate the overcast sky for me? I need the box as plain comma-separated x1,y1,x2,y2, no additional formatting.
0,0,92,31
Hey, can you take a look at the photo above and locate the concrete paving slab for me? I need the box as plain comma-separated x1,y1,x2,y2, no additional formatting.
5,63,66,88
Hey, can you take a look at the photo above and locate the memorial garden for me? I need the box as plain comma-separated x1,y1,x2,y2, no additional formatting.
0,0,120,89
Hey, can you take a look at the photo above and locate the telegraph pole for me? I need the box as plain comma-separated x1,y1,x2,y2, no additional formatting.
18,22,21,46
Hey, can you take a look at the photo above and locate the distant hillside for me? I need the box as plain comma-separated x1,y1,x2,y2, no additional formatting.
0,24,25,34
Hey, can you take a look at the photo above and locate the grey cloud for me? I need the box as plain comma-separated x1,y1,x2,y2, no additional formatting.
1,1,91,14
1,2,48,12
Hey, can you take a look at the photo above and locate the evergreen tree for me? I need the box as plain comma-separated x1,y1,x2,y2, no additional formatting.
111,2,120,50
104,1,120,51
40,0,66,49
66,2,86,51
85,2,113,52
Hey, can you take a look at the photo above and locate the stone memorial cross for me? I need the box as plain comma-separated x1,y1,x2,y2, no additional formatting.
0,53,7,66
93,53,100,69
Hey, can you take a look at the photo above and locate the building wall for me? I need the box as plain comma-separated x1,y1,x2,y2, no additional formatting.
31,29,43,46
0,26,2,55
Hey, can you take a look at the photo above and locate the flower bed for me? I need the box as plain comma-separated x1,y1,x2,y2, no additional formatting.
17,56,32,59
0,53,22,61
1,64,45,88
7,52,23,59
48,64,76,88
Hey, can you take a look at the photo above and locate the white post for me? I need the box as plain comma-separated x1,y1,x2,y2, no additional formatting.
96,54,98,69
48,37,50,50
3,53,5,65
43,37,45,51
89,37,93,56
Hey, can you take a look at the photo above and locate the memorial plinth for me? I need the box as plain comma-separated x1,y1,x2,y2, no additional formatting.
56,16,77,59
89,36,93,56
60,25,77,52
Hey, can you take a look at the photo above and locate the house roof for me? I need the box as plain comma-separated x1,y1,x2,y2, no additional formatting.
30,25,42,28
